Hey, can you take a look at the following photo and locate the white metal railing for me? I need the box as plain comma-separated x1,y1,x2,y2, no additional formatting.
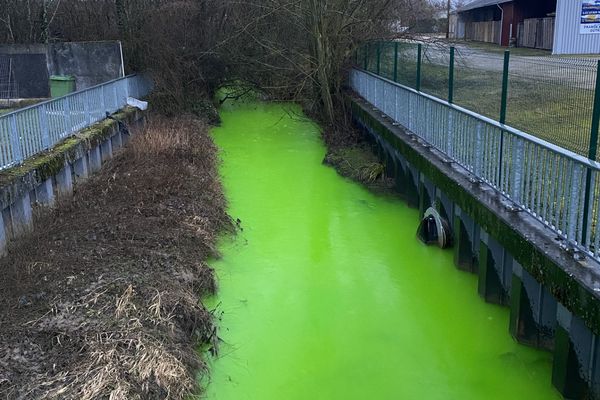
351,68,600,261
0,74,153,170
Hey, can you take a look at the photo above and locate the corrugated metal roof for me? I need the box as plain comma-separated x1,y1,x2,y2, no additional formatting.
457,0,513,13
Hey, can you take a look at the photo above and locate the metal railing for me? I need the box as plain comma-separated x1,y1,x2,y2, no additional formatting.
351,68,600,261
0,74,153,170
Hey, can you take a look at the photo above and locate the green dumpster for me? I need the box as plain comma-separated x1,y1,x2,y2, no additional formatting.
50,75,76,98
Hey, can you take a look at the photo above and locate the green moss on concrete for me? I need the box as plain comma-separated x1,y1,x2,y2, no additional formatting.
350,96,600,336
0,107,140,191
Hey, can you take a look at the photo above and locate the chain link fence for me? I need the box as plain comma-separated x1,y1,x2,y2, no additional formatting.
357,40,600,160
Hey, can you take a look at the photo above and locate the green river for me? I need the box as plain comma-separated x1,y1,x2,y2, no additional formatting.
203,100,561,399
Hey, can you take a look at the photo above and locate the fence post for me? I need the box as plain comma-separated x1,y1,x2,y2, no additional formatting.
376,42,381,75
498,50,510,187
448,46,455,104
499,50,510,124
393,41,399,83
364,43,368,70
581,60,600,246
416,43,422,91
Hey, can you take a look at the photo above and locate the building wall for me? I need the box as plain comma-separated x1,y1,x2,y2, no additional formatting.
0,45,49,98
0,41,124,99
515,0,556,19
501,2,516,46
47,42,124,91
553,0,600,55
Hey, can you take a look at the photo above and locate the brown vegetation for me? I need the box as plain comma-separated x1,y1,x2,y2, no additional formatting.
324,142,394,194
0,116,231,399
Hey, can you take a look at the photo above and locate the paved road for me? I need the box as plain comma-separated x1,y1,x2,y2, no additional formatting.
421,42,597,90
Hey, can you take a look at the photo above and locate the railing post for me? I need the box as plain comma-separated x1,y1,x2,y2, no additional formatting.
393,41,399,83
84,91,92,124
101,85,107,114
64,97,72,136
376,42,381,75
113,84,118,111
38,104,50,149
448,46,455,104
416,43,422,91
9,114,23,164
581,60,600,245
498,50,510,187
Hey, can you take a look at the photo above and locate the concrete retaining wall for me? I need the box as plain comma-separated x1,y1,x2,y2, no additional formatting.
0,41,124,98
0,106,144,253
350,93,600,399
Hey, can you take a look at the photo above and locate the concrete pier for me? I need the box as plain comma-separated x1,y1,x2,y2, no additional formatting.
552,304,598,399
55,162,74,197
453,206,479,273
88,146,102,173
111,130,123,151
478,231,512,305
9,193,33,237
34,178,55,207
73,155,90,182
509,262,557,349
101,138,113,163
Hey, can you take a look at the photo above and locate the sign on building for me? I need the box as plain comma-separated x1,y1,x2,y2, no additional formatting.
581,0,600,34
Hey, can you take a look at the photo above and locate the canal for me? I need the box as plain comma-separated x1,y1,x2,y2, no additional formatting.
203,99,561,399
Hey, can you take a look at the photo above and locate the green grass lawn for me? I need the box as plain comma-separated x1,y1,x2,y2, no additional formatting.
0,108,15,116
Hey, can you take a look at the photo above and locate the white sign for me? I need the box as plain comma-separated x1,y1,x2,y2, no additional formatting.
581,0,600,34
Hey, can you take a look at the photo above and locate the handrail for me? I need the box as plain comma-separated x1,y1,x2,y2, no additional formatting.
0,74,141,119
0,73,153,171
356,68,600,171
350,67,600,260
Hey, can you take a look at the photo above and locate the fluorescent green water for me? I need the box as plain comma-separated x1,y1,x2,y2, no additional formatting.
204,101,561,400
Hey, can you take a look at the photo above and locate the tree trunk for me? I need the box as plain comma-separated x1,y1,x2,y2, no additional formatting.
309,0,335,125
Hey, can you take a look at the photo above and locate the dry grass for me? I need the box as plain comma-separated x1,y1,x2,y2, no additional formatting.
324,142,394,193
0,114,231,399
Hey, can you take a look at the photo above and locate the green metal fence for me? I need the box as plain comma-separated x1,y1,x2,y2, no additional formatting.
357,41,600,162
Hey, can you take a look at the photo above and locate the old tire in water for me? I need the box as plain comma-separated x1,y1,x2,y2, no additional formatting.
416,207,452,249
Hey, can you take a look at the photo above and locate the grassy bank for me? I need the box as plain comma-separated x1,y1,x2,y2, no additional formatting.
0,115,231,399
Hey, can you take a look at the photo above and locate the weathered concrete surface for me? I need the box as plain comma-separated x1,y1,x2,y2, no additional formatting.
47,41,124,91
0,41,124,97
349,94,600,337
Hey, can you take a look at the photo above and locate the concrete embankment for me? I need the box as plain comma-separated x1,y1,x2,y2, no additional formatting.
349,93,600,399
